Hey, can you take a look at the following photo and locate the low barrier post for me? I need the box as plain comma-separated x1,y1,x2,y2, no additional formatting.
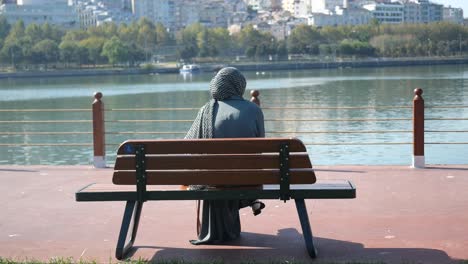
412,88,425,168
251,90,260,106
92,92,106,168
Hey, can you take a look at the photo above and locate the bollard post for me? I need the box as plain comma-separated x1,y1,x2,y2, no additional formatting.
412,88,425,168
92,92,106,168
250,90,260,106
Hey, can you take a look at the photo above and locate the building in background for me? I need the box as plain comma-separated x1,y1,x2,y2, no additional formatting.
417,0,442,23
308,6,371,26
199,0,228,28
310,0,344,13
0,0,78,28
0,0,464,32
173,0,200,31
443,6,463,24
390,0,443,24
73,0,134,29
362,1,404,24
244,0,277,11
131,0,176,30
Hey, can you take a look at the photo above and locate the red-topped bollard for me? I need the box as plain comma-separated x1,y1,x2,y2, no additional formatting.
250,90,260,106
412,88,424,168
92,92,106,168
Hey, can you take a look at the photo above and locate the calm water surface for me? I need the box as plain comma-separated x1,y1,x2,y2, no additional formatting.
1,64,467,165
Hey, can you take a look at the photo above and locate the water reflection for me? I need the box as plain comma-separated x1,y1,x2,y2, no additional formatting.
0,64,467,165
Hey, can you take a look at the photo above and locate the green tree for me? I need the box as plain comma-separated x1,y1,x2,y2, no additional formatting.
79,37,106,66
62,29,89,42
210,27,231,56
339,39,375,56
176,23,203,60
0,38,22,67
25,23,43,43
18,36,33,63
235,25,276,59
101,36,128,66
118,22,138,45
3,19,25,52
127,43,145,66
370,34,416,57
41,23,63,42
0,16,10,47
320,26,347,43
287,24,323,54
31,39,59,68
59,40,81,66
87,22,117,39
197,29,219,57
101,22,118,39
75,45,89,65
8,20,25,39
276,40,288,60
155,22,170,46
137,20,157,61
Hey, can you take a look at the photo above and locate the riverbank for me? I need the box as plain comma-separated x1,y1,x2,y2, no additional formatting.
1,56,468,79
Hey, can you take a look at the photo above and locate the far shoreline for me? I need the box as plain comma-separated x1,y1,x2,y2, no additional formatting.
1,56,468,79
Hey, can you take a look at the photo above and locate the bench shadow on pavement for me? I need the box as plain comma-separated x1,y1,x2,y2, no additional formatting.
129,228,453,263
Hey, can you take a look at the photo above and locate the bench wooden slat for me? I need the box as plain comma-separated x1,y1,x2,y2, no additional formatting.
76,180,356,202
113,168,316,185
116,138,307,155
114,153,312,170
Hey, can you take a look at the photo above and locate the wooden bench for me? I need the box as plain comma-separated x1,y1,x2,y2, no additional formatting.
76,138,356,260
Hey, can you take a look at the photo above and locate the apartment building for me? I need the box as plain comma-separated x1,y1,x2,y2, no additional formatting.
443,6,464,24
363,2,404,24
0,0,78,28
74,1,134,29
199,0,227,28
131,0,176,30
308,6,371,26
398,0,443,23
245,0,279,11
310,0,344,13
418,0,442,23
282,0,302,17
173,0,199,31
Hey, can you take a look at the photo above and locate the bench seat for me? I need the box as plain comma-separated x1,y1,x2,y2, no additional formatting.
76,180,355,201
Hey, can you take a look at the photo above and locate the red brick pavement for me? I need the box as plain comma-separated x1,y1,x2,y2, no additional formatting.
1,165,467,263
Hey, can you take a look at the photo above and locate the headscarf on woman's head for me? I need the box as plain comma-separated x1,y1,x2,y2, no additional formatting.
185,67,246,139
210,67,246,100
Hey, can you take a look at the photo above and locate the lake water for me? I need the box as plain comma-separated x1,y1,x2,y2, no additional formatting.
1,64,467,166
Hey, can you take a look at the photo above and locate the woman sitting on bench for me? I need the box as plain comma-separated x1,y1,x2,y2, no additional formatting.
185,67,266,245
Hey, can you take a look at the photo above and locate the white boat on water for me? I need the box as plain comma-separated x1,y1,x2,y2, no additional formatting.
179,64,201,73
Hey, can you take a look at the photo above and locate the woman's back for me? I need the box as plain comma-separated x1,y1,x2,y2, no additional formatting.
213,95,264,138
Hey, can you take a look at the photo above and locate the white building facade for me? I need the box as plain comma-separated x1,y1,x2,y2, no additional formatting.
443,6,464,24
0,0,78,28
363,2,404,24
74,1,135,29
131,0,176,30
397,0,443,24
310,0,344,13
308,7,371,27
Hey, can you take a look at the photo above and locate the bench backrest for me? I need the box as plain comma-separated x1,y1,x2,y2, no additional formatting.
113,138,316,186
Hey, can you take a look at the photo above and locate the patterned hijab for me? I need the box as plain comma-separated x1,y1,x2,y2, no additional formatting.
185,67,246,139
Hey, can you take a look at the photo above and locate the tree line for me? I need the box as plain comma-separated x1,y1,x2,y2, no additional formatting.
1,15,468,69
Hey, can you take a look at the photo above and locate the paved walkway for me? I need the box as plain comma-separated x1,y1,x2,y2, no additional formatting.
1,165,467,263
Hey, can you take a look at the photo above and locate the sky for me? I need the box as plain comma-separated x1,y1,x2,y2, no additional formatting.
434,0,468,17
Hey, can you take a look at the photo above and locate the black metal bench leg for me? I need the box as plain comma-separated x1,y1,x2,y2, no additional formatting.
115,201,144,260
294,199,318,258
